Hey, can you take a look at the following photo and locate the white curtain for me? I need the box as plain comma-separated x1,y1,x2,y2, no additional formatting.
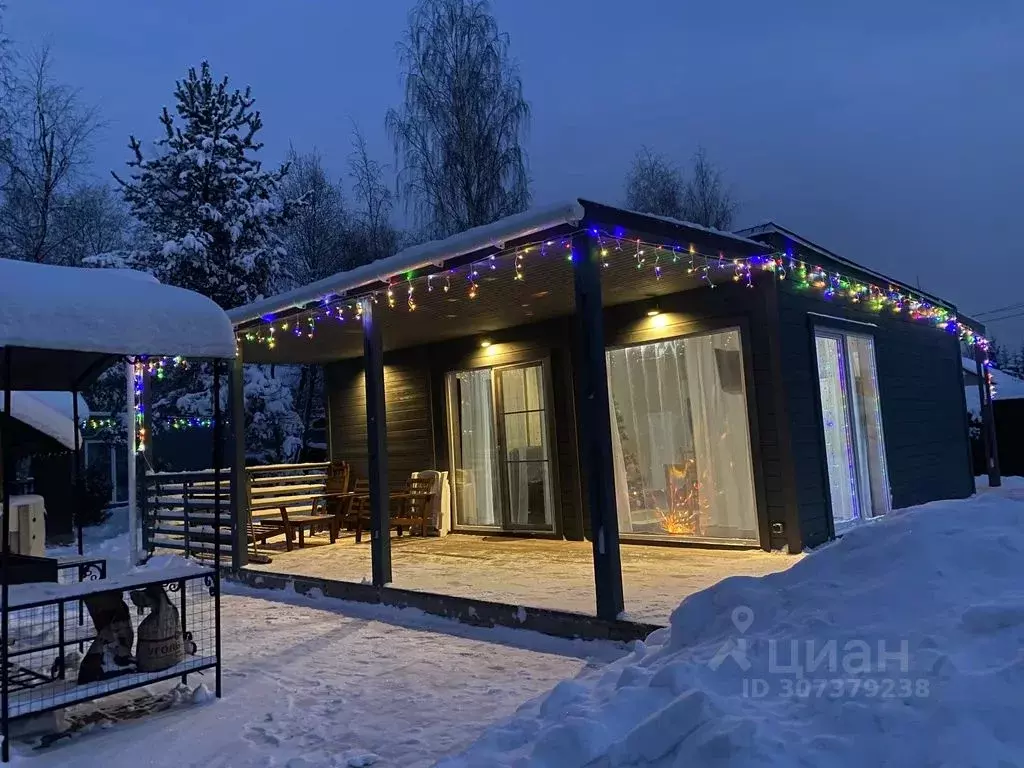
606,330,759,541
453,370,498,526
683,332,758,539
814,334,860,526
500,366,552,527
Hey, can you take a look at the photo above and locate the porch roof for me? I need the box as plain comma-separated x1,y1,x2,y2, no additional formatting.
231,200,771,364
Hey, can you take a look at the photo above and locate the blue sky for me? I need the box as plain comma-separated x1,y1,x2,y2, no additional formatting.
10,1,1024,340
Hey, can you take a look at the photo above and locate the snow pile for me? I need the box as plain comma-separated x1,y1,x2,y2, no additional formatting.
445,481,1024,767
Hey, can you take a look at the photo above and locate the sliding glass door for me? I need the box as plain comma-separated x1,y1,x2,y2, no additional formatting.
606,328,759,542
447,362,556,532
814,329,890,530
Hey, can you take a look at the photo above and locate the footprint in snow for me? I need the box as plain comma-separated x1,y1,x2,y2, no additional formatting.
243,725,282,747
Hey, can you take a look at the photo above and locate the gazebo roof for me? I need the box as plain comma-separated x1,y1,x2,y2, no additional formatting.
0,392,88,450
0,259,236,390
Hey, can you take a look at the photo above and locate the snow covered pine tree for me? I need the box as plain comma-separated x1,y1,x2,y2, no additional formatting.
114,61,302,462
114,60,290,308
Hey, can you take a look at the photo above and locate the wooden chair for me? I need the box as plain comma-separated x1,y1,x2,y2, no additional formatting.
341,479,372,543
391,476,435,537
313,461,350,538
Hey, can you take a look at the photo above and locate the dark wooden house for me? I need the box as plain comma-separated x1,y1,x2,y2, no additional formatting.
230,200,982,618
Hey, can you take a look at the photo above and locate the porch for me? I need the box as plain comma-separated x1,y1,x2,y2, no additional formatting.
242,531,796,626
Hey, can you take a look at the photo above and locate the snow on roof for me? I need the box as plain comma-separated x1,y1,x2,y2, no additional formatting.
229,201,587,326
0,259,236,359
614,205,768,249
0,391,87,449
963,357,1024,414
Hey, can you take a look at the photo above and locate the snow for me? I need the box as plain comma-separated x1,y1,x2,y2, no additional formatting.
962,356,1024,414
229,201,588,325
446,479,1024,767
6,554,210,608
17,585,625,767
1,391,88,449
0,258,236,359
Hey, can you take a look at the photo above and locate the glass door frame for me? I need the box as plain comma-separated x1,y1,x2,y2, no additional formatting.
445,357,561,536
604,323,765,545
812,324,891,534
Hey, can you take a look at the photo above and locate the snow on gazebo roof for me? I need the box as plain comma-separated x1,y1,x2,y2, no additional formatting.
0,259,235,391
0,391,88,450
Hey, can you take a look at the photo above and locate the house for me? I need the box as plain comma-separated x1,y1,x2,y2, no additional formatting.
227,200,982,619
962,357,1023,476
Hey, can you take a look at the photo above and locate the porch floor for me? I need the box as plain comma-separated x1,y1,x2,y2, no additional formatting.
244,532,799,625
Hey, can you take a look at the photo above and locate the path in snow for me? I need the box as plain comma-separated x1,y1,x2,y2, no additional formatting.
23,586,625,768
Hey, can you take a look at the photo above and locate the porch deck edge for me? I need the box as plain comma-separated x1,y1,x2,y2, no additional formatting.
229,567,661,643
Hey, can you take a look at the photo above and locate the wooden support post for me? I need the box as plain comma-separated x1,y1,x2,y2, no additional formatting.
571,232,624,621
72,389,83,555
212,360,224,698
362,299,392,586
975,345,1001,488
127,361,139,565
228,354,249,569
1,349,11,764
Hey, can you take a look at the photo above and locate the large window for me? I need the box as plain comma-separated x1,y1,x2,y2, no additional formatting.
606,329,759,541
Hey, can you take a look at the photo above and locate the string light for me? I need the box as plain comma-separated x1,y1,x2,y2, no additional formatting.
235,229,987,352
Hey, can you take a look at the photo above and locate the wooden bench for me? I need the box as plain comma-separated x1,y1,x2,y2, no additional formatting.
248,462,351,551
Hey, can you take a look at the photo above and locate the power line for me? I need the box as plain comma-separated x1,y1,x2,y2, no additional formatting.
972,301,1024,318
978,309,1024,325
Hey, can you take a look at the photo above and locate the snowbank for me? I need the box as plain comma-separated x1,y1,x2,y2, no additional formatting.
445,480,1024,767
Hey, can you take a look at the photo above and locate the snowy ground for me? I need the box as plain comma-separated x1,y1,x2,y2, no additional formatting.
247,534,796,625
17,586,625,767
443,478,1024,767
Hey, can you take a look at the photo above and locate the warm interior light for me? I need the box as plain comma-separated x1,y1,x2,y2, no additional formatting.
480,339,492,348
646,308,661,317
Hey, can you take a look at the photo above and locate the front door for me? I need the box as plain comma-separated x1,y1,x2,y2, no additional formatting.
814,329,891,530
448,362,556,532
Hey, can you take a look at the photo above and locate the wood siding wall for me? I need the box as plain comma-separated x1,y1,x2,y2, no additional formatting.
325,346,436,492
323,280,786,549
775,287,974,548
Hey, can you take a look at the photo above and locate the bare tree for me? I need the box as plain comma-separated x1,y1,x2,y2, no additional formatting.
51,182,130,266
0,47,98,263
624,147,684,219
277,146,349,286
679,147,737,230
348,125,398,265
386,0,530,238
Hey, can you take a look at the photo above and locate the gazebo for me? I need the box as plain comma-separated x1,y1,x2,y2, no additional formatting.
0,258,235,761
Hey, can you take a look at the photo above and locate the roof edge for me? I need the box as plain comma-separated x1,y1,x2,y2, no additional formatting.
229,200,587,326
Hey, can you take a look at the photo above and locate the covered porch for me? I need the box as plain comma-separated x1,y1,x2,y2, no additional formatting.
243,531,794,626
228,200,799,624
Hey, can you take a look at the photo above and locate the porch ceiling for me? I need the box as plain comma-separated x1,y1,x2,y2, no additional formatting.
240,238,723,365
